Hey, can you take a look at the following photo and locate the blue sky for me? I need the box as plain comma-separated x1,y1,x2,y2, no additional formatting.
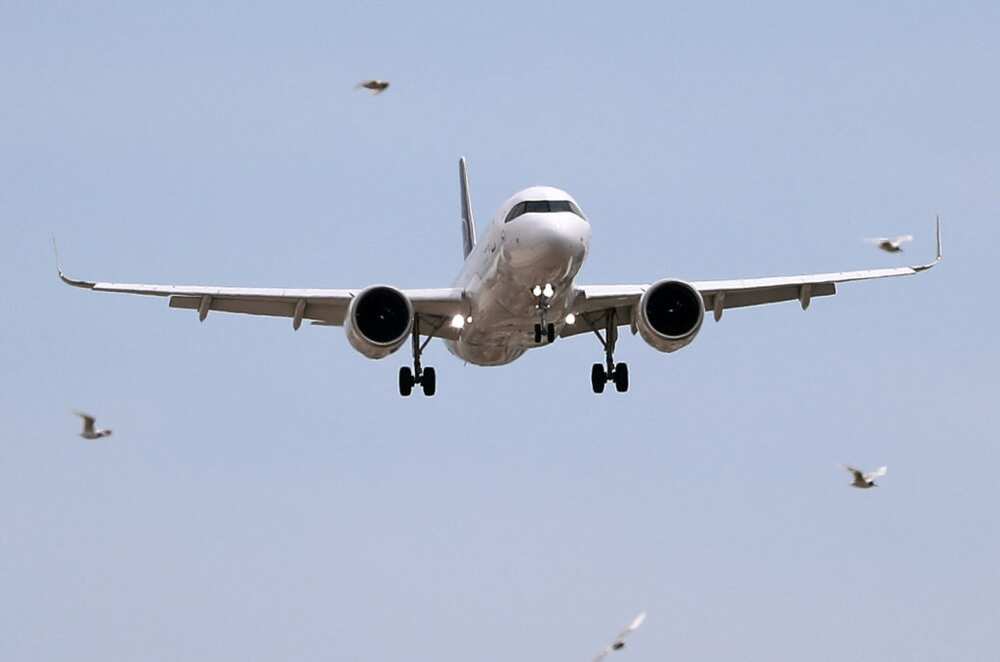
2,2,998,660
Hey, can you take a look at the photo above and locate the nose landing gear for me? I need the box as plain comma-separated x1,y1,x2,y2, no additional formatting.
532,284,556,344
588,310,629,393
534,322,556,344
399,316,438,397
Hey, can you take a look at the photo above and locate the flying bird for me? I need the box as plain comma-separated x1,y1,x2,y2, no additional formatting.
74,412,112,440
844,465,886,488
866,234,913,253
356,79,390,94
593,612,646,662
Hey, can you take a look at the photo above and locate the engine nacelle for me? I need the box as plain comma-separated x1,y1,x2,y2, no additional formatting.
344,285,413,359
636,279,704,353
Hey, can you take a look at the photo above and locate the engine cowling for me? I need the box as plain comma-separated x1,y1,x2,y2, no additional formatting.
636,279,704,353
344,285,413,359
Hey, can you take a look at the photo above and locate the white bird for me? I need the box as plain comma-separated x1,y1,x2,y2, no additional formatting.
593,612,646,662
74,412,112,440
356,79,390,94
844,465,886,488
866,234,913,253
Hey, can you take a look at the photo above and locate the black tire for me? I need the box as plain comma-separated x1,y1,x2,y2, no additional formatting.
534,324,542,344
399,367,413,397
546,323,555,343
422,367,437,397
591,363,606,393
614,362,629,392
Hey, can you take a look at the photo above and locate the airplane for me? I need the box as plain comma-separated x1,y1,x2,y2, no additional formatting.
57,158,942,397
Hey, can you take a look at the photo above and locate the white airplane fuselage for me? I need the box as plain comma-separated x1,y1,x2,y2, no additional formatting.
445,186,591,366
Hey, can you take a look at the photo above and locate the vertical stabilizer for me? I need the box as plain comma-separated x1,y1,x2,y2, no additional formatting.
459,157,476,257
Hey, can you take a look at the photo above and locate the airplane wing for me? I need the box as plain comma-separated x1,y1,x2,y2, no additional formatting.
564,219,941,338
57,269,466,340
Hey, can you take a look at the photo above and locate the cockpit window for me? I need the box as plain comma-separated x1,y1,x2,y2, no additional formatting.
504,200,585,223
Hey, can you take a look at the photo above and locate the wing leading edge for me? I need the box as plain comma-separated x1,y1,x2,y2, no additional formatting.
57,264,465,338
567,218,942,336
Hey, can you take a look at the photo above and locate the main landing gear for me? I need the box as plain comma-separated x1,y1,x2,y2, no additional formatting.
399,317,437,397
589,310,629,393
533,283,556,344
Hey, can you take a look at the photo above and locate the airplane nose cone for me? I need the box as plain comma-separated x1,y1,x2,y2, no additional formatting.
503,213,590,281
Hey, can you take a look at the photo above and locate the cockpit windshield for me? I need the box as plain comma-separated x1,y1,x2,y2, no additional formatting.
504,200,585,223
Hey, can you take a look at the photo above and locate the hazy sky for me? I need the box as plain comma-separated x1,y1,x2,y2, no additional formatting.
2,2,999,661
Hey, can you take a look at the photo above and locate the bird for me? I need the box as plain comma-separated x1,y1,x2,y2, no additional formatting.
356,79,390,94
844,465,886,488
74,411,112,440
593,612,646,662
866,235,913,253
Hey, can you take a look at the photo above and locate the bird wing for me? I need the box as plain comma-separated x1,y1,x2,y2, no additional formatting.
865,466,888,480
843,465,865,482
592,645,614,662
357,80,388,92
622,612,646,635
74,411,96,434
864,237,890,244
893,235,914,244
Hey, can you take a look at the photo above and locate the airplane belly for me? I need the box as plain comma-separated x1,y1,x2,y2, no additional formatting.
445,336,525,366
445,298,532,366
446,260,578,367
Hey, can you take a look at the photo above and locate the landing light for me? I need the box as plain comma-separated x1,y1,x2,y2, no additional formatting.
565,313,576,325
450,314,465,329
542,283,554,298
532,285,542,297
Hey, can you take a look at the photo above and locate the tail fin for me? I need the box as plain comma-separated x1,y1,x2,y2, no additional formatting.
459,157,476,257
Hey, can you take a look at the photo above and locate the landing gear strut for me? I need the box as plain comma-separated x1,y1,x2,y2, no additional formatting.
399,316,437,397
589,310,629,393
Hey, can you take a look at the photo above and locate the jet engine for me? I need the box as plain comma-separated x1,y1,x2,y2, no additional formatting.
344,285,413,359
636,279,704,353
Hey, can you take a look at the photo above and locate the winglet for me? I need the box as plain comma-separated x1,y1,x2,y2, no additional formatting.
935,215,942,261
912,216,943,272
52,236,96,289
459,157,476,258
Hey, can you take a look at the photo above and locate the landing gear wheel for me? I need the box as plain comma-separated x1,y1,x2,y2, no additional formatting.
399,367,414,397
402,316,440,397
613,362,629,392
546,323,555,343
534,324,542,344
591,363,606,394
422,367,437,397
590,309,630,394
